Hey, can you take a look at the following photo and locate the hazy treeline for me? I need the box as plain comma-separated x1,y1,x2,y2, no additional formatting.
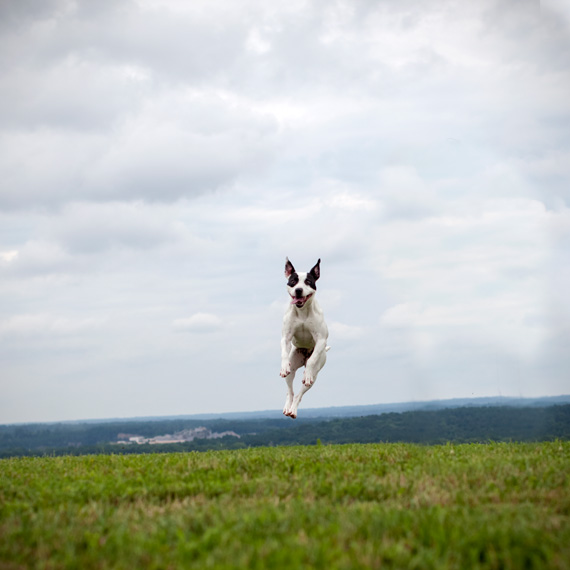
1,405,569,458
0,417,289,457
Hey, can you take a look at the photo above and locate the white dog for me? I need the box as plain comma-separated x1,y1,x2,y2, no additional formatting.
280,257,330,419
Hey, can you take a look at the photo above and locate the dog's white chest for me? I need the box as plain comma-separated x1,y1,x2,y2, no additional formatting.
286,306,323,348
290,320,315,348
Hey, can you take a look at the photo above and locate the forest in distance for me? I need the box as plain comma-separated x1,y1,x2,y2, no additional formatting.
1,404,569,458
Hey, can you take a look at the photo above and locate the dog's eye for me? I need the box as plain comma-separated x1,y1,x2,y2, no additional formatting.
288,274,299,287
304,277,316,290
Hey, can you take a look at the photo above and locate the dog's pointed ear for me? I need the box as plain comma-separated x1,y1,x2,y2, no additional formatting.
285,257,296,278
309,258,321,281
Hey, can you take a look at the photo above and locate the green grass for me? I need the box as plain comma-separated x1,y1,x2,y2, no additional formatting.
1,442,569,569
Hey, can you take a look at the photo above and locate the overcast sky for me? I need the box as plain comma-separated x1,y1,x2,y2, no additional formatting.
1,0,569,423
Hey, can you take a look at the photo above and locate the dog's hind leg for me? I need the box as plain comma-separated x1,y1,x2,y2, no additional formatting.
287,381,312,420
283,348,305,417
303,339,328,387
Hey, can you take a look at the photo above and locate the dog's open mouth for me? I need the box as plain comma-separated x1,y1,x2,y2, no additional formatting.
291,293,313,307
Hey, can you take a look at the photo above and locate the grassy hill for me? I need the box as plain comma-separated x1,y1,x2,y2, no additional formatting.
1,442,569,569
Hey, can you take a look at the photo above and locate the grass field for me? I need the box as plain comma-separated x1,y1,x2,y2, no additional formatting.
1,442,569,569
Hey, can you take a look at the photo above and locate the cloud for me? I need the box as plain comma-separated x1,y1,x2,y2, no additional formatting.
84,96,276,203
0,250,18,263
328,321,364,341
0,59,145,131
0,91,277,208
49,202,181,253
173,313,223,333
0,313,106,338
0,240,74,278
2,0,568,210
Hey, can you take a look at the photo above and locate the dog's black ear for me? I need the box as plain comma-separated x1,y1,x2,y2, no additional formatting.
285,257,296,278
309,258,321,281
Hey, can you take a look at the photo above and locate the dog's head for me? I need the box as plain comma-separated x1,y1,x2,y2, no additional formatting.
284,257,320,308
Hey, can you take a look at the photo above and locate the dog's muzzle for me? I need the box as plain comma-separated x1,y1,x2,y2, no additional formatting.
291,293,313,308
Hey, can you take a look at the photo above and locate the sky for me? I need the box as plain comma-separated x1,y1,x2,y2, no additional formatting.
1,0,569,424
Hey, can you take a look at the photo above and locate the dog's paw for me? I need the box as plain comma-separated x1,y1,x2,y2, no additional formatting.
302,373,314,386
280,364,291,377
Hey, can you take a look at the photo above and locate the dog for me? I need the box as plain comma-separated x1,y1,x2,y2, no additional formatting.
280,257,330,419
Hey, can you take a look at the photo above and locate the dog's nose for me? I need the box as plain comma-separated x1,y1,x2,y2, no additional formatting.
295,288,303,298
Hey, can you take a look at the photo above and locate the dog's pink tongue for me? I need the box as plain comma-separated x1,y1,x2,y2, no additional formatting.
291,297,305,304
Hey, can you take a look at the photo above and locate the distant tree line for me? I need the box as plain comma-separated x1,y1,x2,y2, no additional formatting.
251,405,570,447
0,417,299,457
1,405,569,458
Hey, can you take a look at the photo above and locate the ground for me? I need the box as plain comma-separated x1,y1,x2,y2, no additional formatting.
0,442,569,569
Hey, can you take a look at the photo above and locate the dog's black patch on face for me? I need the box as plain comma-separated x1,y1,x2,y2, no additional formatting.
287,273,299,288
304,274,317,291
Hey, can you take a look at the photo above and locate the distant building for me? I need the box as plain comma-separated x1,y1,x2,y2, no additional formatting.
114,427,240,445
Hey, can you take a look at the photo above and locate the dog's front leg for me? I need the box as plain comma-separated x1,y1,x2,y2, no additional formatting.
280,331,293,377
303,338,328,386
283,348,305,417
282,346,296,414
283,374,294,416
